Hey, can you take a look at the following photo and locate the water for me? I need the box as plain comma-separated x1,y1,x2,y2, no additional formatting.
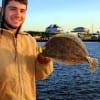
36,42,100,100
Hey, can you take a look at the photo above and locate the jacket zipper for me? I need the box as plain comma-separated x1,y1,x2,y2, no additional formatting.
13,36,23,100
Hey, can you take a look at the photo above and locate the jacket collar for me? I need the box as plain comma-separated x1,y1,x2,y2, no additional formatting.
0,28,28,35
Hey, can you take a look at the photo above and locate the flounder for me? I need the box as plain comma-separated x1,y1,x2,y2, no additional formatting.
41,34,98,72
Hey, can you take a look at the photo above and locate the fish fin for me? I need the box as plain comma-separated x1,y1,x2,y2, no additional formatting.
86,56,98,72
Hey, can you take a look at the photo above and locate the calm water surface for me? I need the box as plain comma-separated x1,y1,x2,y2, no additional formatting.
36,42,100,100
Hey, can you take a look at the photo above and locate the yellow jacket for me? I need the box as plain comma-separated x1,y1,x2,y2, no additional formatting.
0,29,53,100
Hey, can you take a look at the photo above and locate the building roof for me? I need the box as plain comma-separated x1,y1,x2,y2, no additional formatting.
46,24,63,33
71,27,89,32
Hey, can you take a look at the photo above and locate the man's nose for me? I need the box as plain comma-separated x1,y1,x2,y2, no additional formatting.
16,9,21,15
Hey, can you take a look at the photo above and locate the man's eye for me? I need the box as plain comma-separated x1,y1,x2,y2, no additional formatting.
20,10,26,13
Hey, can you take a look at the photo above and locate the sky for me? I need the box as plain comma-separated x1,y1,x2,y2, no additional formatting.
0,0,100,32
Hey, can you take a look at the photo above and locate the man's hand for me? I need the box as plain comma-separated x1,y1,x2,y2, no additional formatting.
37,54,50,64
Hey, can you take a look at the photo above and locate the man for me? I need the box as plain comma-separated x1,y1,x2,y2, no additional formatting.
0,0,53,100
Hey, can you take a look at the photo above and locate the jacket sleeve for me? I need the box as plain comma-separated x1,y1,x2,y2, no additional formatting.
35,58,53,80
31,36,54,80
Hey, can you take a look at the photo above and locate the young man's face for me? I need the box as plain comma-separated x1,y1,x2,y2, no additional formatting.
4,1,27,29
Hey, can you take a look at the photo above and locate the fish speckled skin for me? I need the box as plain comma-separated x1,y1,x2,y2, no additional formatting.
42,34,98,72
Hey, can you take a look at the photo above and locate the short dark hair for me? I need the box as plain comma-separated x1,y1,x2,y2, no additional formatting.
3,0,28,8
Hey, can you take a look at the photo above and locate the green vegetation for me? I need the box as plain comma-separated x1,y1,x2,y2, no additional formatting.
25,31,60,37
25,31,100,41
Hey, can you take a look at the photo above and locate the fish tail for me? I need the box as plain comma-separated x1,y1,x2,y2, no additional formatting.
86,56,98,72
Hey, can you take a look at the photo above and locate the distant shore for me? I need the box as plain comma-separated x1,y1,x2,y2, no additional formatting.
36,38,100,42
26,31,100,42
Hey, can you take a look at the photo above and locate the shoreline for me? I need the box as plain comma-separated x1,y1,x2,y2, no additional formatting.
36,39,100,42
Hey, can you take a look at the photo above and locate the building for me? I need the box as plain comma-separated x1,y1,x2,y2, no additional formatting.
70,27,90,36
45,24,63,33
